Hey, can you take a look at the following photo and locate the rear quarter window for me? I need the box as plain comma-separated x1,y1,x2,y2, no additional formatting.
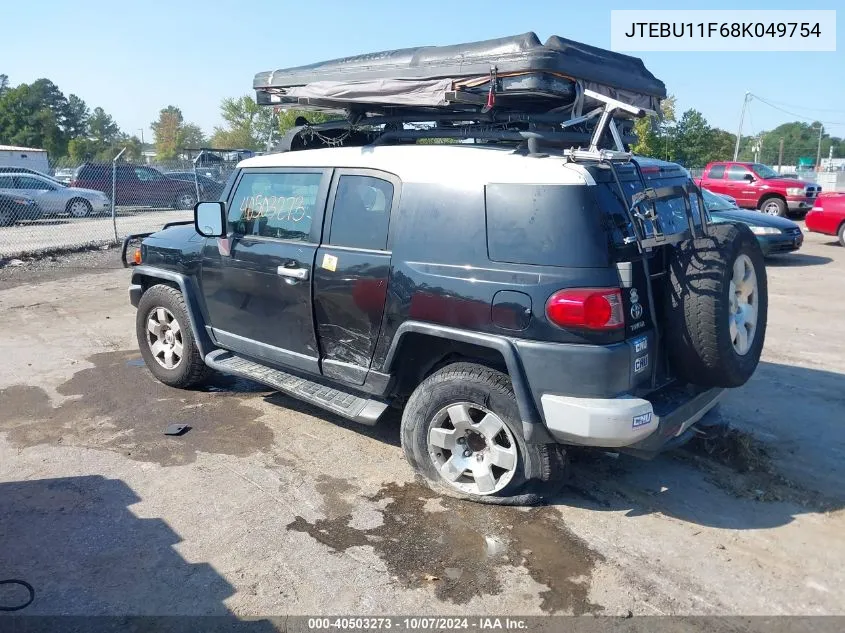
485,184,610,268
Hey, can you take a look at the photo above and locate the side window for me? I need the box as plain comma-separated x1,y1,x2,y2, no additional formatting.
0,177,18,189
228,171,322,241
707,165,725,179
135,167,163,182
726,165,750,181
15,176,46,189
329,175,393,250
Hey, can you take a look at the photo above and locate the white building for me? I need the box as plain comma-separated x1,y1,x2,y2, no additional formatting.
0,145,50,172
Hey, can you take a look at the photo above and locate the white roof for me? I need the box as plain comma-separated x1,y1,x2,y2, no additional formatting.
238,144,595,186
0,144,47,153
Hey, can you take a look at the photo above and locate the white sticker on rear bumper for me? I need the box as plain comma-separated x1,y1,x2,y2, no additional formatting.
632,412,653,428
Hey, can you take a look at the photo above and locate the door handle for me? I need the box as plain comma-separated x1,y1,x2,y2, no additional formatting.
277,265,309,280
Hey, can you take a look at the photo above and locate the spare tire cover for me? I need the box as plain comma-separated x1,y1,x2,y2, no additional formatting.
664,222,768,388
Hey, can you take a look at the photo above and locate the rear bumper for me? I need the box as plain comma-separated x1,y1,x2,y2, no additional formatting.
804,210,837,236
540,383,724,450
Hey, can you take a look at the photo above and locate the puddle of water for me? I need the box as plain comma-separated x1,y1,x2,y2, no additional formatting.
287,481,604,614
0,350,276,466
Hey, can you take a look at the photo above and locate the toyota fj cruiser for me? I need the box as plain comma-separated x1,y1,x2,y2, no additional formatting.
123,33,767,503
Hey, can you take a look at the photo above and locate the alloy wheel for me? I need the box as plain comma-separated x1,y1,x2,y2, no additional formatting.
728,253,759,356
428,402,518,495
146,307,184,369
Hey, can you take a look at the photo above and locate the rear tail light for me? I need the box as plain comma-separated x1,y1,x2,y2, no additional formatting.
546,288,625,330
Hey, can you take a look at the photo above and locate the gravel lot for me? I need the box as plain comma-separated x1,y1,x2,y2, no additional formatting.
0,227,843,619
0,209,191,258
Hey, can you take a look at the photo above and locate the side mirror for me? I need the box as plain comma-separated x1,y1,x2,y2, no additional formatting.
743,173,755,182
194,201,226,237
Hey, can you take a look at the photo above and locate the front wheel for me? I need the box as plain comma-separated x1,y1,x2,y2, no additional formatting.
838,223,845,248
400,362,566,505
175,193,197,210
67,198,92,218
760,197,787,217
135,285,210,388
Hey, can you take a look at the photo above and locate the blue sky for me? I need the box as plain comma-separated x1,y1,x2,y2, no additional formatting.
2,0,843,141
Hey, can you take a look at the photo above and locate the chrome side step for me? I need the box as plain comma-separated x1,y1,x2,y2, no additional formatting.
204,350,387,426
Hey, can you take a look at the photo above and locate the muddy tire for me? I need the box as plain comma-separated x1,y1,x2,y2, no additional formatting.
401,362,567,505
665,223,767,388
136,285,210,388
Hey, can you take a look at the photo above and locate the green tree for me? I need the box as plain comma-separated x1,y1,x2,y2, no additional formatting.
632,96,676,159
210,95,276,150
181,123,206,149
706,129,737,164
0,78,86,156
673,109,714,168
0,74,8,96
88,107,120,147
151,105,185,161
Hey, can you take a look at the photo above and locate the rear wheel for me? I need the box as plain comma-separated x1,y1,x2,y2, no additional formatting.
136,285,210,388
760,197,787,217
0,207,16,226
838,223,845,247
401,362,566,505
67,198,92,218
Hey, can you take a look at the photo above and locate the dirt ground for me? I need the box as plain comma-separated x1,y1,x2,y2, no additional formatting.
0,227,843,618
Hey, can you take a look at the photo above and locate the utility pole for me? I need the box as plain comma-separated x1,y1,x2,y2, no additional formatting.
138,129,145,146
733,92,751,161
816,123,824,170
778,138,784,172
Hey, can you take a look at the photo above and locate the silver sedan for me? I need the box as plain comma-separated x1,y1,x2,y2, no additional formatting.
0,173,111,218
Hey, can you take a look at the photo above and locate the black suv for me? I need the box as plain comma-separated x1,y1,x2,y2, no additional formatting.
124,143,767,504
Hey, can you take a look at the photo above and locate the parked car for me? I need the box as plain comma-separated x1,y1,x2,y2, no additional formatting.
696,161,821,217
701,188,803,256
0,166,66,186
0,192,42,226
124,146,767,504
53,167,76,184
165,171,226,201
805,192,845,246
0,173,111,218
70,163,198,209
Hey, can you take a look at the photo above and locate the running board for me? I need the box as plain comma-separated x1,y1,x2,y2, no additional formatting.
204,350,388,426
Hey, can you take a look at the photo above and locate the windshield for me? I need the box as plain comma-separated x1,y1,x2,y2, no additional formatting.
702,189,738,212
751,163,779,179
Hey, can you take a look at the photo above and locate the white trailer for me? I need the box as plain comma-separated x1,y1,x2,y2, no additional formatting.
0,145,50,173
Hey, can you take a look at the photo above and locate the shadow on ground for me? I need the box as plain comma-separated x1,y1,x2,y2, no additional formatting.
765,253,833,267
557,360,845,529
0,474,277,630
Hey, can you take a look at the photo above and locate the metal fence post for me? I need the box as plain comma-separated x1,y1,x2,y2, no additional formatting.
111,148,127,242
192,153,202,203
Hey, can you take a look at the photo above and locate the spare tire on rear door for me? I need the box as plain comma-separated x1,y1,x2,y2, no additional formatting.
664,222,767,388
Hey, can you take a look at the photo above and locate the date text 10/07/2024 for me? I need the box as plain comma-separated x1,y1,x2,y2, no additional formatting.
623,22,821,39
307,617,528,630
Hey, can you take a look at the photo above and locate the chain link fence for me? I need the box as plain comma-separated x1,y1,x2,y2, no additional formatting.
0,154,238,259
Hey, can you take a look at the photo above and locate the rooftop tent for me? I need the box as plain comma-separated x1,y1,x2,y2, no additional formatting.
253,32,666,115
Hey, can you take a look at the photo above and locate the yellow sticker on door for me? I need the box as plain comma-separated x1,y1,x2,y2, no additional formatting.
321,253,338,272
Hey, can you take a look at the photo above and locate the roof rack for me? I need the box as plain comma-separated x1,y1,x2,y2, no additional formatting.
274,88,653,162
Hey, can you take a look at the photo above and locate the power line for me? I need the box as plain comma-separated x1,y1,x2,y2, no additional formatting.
750,94,845,127
750,96,845,114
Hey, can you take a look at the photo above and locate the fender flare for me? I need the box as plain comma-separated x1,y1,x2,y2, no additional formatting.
382,321,554,444
129,266,214,358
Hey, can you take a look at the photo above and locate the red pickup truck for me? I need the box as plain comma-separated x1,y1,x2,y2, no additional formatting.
696,162,821,217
